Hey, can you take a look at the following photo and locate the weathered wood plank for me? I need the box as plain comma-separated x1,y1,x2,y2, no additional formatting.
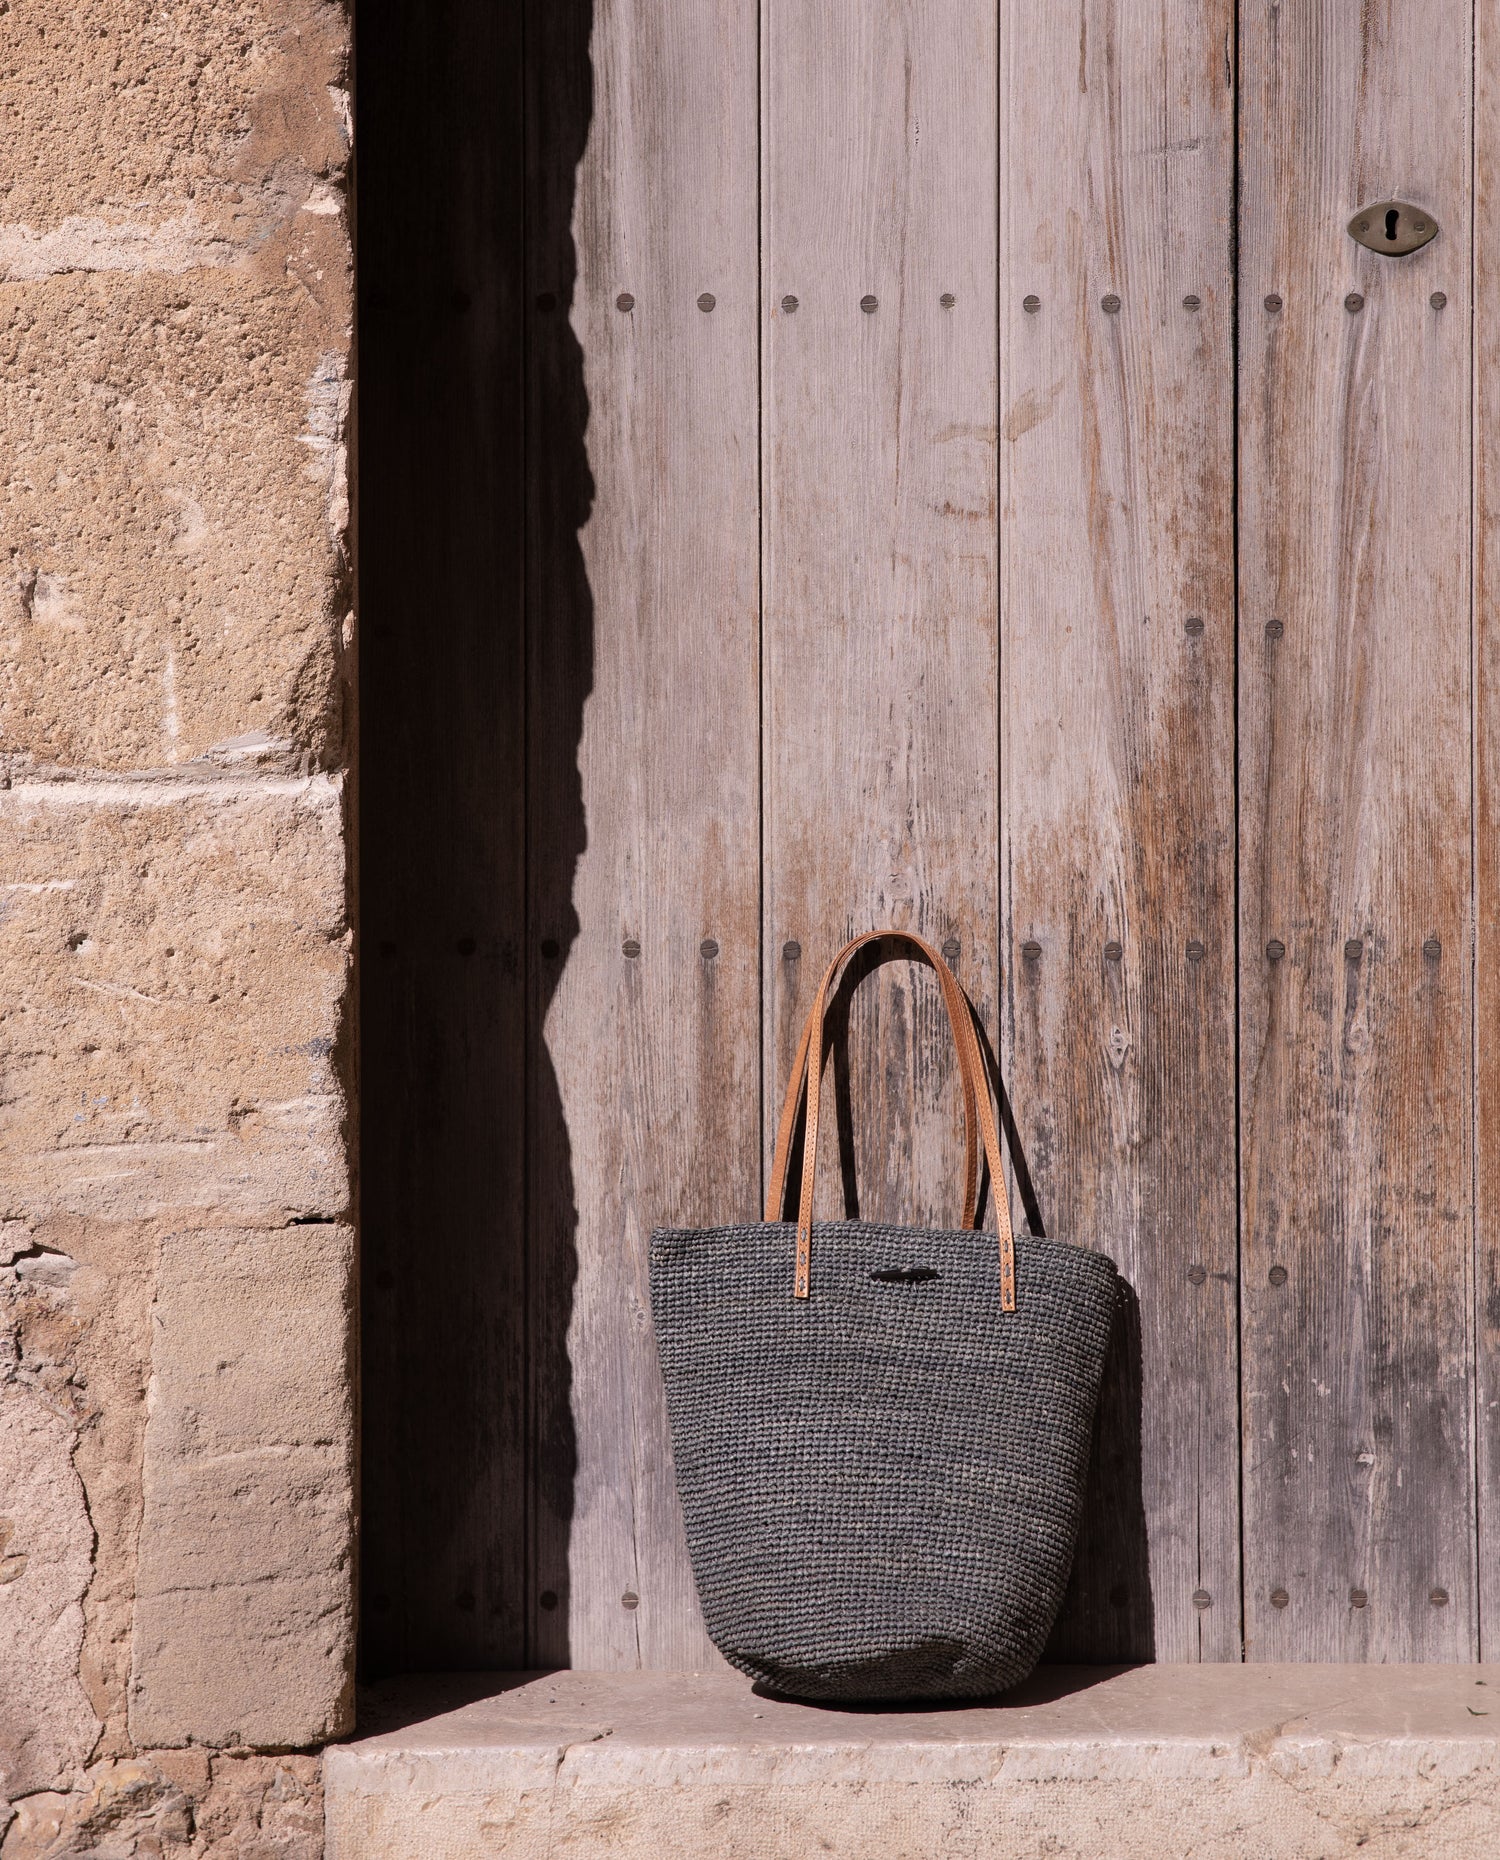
1238,0,1476,1660
1472,0,1500,1655
356,0,530,1671
999,0,1240,1661
526,0,760,1668
762,2,1000,1249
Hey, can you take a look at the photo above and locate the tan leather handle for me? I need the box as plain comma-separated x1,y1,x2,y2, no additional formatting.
765,932,979,1240
766,932,1015,1310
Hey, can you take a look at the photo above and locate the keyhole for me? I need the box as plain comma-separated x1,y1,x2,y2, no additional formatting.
1385,207,1400,241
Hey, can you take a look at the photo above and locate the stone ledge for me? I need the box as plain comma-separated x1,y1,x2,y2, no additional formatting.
326,1665,1500,1859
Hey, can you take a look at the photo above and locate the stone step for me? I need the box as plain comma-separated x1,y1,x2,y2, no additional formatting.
326,1664,1500,1859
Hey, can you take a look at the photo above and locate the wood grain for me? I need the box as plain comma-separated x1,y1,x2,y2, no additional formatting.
999,0,1240,1661
1238,0,1476,1660
360,0,1497,1679
356,0,530,1671
761,0,1000,1243
525,0,760,1668
1472,0,1500,1656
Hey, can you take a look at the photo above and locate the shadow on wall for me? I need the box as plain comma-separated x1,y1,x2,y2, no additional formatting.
357,0,593,1674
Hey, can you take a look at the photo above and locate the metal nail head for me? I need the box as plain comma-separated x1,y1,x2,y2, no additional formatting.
860,294,879,313
1432,291,1448,309
1270,1587,1290,1610
622,939,641,959
1431,1588,1450,1607
1192,1589,1213,1610
700,938,719,960
781,294,799,314
1345,938,1364,961
1266,618,1284,639
1187,939,1205,963
1187,1264,1207,1286
1264,293,1283,313
941,937,961,960
1022,939,1043,959
621,1590,640,1610
1023,294,1041,313
1345,292,1365,313
1183,294,1202,311
539,1590,559,1611
1101,293,1121,314
1424,936,1442,959
535,291,558,312
1350,1588,1368,1609
617,292,635,312
697,292,716,312
1269,1264,1288,1287
783,940,802,962
1266,938,1286,961
1104,940,1123,961
540,938,561,959
940,292,956,309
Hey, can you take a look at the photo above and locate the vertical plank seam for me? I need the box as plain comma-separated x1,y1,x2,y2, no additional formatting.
997,0,1012,1251
1470,0,1484,1662
519,0,533,1663
756,0,766,1222
520,0,534,1670
997,0,1012,1249
1231,0,1248,1665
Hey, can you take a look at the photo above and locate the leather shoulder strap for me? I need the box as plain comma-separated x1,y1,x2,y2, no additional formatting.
765,930,977,1230
765,931,1014,1310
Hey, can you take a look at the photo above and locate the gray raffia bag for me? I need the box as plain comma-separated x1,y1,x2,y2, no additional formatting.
650,931,1119,1702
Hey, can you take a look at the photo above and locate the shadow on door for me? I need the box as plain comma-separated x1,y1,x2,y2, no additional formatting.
357,0,593,1674
356,0,1150,1680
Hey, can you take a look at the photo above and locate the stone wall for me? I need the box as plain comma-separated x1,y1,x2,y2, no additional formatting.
0,4,354,1854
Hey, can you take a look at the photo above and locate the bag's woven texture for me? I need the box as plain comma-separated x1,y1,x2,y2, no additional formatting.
651,1216,1118,1702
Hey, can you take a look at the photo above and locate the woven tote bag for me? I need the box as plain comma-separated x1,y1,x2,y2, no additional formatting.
650,930,1119,1702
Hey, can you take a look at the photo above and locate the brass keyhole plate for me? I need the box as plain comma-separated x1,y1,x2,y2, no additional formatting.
1347,200,1437,256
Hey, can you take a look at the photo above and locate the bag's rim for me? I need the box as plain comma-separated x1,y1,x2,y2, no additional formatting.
650,1215,1119,1276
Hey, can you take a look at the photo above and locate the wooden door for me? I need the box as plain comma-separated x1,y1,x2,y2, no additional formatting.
360,0,1500,1670
1238,0,1479,1659
999,0,1239,1663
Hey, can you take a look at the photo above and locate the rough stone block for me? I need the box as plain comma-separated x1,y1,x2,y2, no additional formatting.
327,1666,1500,1860
130,1224,354,1750
0,0,348,249
0,268,350,772
1,1211,158,1763
0,776,348,1225
0,1384,99,1800
1,1749,322,1860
